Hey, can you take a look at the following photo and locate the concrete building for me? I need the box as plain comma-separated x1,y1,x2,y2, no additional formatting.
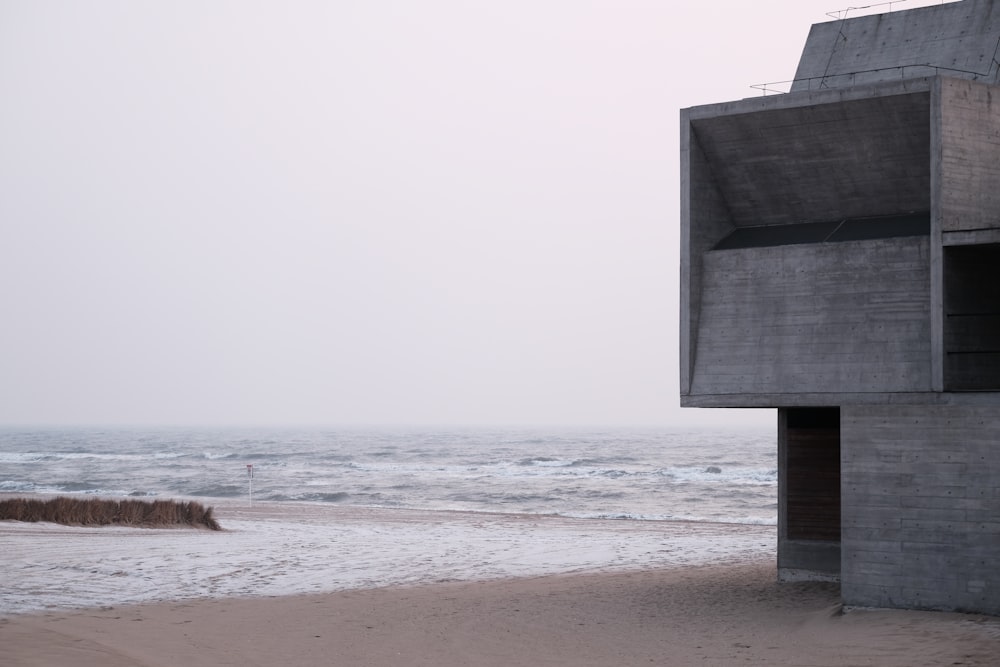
680,0,1000,614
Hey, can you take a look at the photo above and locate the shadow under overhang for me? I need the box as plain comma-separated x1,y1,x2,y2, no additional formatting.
689,90,932,229
714,211,930,250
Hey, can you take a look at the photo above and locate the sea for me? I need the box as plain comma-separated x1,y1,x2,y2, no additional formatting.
0,426,777,526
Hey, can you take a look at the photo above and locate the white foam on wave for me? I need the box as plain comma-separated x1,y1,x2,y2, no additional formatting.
662,466,777,486
153,452,186,460
562,511,778,526
345,461,486,476
0,482,148,497
0,453,47,463
0,451,148,463
0,500,775,615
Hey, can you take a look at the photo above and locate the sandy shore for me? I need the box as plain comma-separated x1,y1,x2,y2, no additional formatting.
3,499,999,665
4,561,999,667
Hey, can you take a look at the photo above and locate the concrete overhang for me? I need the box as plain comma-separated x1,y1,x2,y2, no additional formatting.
679,78,942,405
682,78,933,229
681,390,1000,409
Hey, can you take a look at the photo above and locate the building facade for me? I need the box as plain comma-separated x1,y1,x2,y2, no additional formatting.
680,0,1000,614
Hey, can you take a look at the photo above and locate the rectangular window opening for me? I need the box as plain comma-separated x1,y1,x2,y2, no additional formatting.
944,244,1000,390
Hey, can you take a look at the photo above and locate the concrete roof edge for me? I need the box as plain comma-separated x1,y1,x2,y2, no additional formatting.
681,390,1000,408
682,77,936,121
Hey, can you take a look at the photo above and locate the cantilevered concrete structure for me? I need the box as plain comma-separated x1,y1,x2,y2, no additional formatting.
681,0,1000,614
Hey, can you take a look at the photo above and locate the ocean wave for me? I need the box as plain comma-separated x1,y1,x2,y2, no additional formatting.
553,488,627,500
268,492,350,503
561,511,778,525
0,453,44,463
658,466,777,485
0,480,48,493
515,456,637,469
570,456,638,466
446,491,559,505
0,451,147,463
188,484,246,498
0,450,198,464
593,469,634,478
201,451,238,460
345,461,488,477
54,481,113,493
152,452,187,460
240,452,311,461
516,456,570,467
1,427,778,525
0,480,144,497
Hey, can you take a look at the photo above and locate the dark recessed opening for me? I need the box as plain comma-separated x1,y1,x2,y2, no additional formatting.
944,243,1000,390
785,407,841,542
714,211,930,250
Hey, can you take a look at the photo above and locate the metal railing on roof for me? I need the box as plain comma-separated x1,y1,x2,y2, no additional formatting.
826,1,949,20
750,61,998,96
747,1,994,95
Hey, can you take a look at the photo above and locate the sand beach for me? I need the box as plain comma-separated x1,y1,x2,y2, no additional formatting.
2,499,999,666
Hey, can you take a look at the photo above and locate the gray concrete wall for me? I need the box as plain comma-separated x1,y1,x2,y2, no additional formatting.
688,237,932,399
939,78,1000,234
679,111,736,395
841,404,1000,614
792,0,1000,92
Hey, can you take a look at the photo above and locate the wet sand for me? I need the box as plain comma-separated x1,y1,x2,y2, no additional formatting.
4,560,999,667
2,498,998,665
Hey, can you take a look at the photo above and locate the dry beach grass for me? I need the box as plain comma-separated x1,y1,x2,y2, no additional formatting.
0,496,220,530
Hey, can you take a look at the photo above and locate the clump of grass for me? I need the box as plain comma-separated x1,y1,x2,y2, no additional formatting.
0,496,221,530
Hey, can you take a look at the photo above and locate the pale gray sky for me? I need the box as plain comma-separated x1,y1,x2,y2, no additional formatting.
0,1,952,428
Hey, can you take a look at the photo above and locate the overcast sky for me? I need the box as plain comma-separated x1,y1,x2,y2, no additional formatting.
0,1,953,428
